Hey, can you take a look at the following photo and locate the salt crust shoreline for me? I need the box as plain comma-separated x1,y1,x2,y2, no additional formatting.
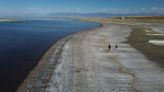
17,23,102,92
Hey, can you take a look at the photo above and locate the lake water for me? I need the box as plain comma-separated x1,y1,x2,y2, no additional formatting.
0,18,100,92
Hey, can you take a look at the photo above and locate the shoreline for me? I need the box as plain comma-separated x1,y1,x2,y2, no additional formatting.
17,33,72,92
0,18,25,22
17,17,164,92
17,22,103,92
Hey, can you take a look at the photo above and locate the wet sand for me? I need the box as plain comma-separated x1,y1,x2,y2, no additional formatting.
18,18,164,92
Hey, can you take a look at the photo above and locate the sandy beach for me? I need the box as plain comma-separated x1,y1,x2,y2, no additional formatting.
17,18,164,92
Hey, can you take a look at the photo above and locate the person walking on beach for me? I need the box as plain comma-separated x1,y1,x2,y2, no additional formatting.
108,44,111,51
115,44,118,48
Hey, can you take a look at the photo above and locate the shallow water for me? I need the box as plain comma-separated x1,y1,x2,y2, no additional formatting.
0,18,100,92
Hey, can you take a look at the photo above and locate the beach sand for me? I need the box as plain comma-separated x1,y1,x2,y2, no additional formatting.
17,18,164,92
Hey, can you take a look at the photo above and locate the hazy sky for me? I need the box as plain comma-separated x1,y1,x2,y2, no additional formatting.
0,0,164,16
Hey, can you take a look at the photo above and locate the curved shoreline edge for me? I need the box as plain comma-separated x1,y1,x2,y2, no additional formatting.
17,33,71,92
17,17,164,92
17,21,103,92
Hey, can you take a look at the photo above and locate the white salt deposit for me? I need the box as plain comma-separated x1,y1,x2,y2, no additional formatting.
146,34,164,36
149,40,164,46
144,29,152,33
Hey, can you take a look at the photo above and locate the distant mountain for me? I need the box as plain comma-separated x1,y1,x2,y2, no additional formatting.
2,12,163,18
48,12,164,18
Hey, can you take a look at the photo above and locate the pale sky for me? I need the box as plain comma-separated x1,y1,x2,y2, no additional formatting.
0,0,164,16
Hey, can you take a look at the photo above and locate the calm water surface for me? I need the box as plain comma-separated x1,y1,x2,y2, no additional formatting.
0,18,100,92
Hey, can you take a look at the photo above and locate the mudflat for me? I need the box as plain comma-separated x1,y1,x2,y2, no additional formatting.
127,27,164,67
